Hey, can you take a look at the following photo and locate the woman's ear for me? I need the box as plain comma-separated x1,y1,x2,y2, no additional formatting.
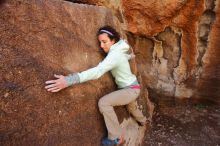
111,38,116,44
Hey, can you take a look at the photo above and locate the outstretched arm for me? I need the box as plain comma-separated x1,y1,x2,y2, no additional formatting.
45,51,118,92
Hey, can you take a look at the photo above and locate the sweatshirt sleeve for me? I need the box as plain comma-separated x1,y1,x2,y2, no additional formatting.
78,52,118,83
64,73,80,86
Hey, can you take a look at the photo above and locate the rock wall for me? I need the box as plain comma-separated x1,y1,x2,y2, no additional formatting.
196,0,220,103
125,0,218,103
129,0,220,104
0,0,151,146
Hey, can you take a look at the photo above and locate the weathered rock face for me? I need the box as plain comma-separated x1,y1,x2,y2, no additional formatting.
0,0,151,146
126,0,220,104
135,0,220,104
196,0,220,103
81,0,220,104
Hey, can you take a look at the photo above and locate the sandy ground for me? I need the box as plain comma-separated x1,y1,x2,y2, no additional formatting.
144,101,220,146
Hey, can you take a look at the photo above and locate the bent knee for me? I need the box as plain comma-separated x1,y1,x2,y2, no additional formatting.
98,98,107,110
98,98,112,113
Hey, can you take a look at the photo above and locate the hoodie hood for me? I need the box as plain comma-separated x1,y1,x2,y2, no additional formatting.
109,39,130,53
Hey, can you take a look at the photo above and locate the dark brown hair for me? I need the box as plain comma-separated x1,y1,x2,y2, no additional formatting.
97,25,120,43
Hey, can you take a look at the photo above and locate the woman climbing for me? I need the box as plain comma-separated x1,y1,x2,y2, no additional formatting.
45,25,146,146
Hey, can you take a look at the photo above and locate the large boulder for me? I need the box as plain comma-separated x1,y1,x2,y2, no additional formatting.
0,0,151,146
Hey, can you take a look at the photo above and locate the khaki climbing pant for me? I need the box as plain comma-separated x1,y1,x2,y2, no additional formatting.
98,88,146,140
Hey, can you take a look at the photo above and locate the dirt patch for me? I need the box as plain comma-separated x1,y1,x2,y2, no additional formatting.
144,102,220,146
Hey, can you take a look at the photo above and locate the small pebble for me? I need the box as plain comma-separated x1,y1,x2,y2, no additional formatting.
4,93,9,98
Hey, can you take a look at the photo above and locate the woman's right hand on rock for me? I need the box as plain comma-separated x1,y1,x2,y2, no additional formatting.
45,74,68,92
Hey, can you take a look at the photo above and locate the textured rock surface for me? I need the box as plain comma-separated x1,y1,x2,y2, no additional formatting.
121,0,205,100
195,0,220,103
0,0,151,146
132,0,220,104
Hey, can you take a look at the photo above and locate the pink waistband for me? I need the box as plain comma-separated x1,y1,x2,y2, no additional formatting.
129,85,141,89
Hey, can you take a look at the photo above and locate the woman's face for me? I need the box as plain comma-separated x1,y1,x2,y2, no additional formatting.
98,33,115,53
